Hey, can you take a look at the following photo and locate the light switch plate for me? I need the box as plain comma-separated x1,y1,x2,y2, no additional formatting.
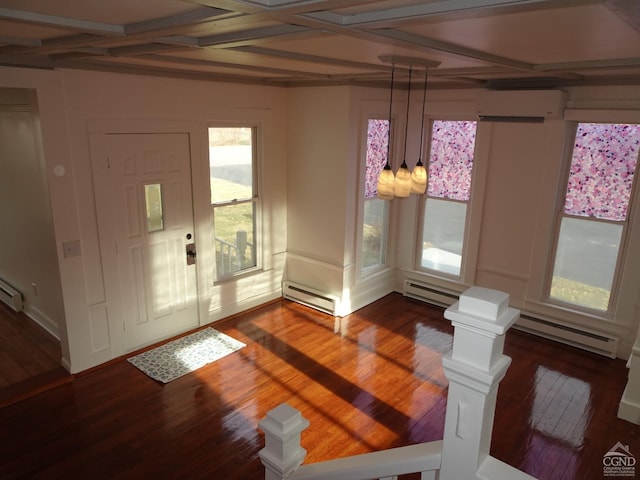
62,240,82,259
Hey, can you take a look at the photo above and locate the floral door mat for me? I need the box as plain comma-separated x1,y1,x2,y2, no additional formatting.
127,328,246,383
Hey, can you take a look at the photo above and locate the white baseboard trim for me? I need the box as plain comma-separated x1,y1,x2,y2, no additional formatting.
23,305,60,340
61,356,72,373
206,290,282,324
618,388,640,425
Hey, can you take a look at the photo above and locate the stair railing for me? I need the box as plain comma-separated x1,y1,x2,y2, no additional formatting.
259,287,537,480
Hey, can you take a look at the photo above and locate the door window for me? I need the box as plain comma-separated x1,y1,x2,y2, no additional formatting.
144,183,164,233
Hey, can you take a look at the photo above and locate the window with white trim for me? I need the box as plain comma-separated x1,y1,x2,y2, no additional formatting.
549,122,640,311
208,126,259,280
361,118,390,273
419,120,478,277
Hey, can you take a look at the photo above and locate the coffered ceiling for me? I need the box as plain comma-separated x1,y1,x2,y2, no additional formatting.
1,0,639,88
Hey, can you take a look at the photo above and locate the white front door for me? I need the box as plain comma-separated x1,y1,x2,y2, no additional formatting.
106,133,199,349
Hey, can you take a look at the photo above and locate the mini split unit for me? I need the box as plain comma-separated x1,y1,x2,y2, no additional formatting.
476,89,567,123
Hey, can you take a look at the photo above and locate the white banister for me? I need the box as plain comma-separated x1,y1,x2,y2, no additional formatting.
290,441,442,480
259,403,310,480
439,286,535,480
259,286,536,480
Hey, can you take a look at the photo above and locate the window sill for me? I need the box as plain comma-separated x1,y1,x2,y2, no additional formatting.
522,297,632,331
213,266,263,286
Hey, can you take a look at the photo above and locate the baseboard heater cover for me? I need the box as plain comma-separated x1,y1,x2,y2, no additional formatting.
0,279,23,312
403,279,459,307
282,282,338,316
515,313,618,358
402,280,618,358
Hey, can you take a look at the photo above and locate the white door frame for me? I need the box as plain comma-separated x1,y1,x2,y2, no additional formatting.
89,119,211,356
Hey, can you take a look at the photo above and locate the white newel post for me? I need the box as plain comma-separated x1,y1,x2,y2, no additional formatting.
259,403,310,480
439,287,521,480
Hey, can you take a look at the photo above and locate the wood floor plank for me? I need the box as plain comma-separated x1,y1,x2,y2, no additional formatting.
0,302,62,389
0,294,637,479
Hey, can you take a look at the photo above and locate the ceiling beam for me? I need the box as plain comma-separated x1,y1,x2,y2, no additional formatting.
0,36,42,48
125,6,235,35
605,0,640,32
232,45,389,72
0,7,124,36
142,53,334,78
536,57,640,72
198,24,311,46
302,0,577,26
0,54,53,69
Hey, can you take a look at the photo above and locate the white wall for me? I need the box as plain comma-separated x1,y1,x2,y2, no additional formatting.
0,66,288,372
0,88,64,337
282,83,640,359
65,70,288,371
0,68,79,367
1,63,638,372
284,86,399,314
286,87,353,301
475,119,566,299
393,86,640,358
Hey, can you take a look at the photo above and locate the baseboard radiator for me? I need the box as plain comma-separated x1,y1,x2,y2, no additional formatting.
515,314,618,358
403,279,618,358
403,279,459,308
0,278,23,312
283,282,338,316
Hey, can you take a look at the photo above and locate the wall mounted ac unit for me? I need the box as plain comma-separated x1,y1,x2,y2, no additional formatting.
476,89,567,122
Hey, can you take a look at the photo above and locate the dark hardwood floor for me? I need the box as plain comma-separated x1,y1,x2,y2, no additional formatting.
0,302,69,408
0,294,637,479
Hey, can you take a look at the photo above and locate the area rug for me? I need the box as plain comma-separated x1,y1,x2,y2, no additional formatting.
127,328,246,383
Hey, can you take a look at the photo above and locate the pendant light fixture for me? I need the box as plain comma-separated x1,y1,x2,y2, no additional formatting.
394,66,413,198
411,67,429,194
376,55,440,201
376,64,396,200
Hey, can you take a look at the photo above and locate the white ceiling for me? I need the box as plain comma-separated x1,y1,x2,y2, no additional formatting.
1,0,639,89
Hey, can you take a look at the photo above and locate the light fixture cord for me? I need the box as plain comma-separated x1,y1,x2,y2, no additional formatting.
401,66,412,167
417,68,429,164
385,65,395,168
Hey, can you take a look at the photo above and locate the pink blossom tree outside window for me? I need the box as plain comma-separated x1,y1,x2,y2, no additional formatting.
564,123,640,221
364,119,389,199
551,122,640,311
428,120,477,200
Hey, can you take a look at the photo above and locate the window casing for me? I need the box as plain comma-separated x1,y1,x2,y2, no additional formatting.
548,122,640,313
208,126,259,281
361,118,391,274
418,120,478,277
